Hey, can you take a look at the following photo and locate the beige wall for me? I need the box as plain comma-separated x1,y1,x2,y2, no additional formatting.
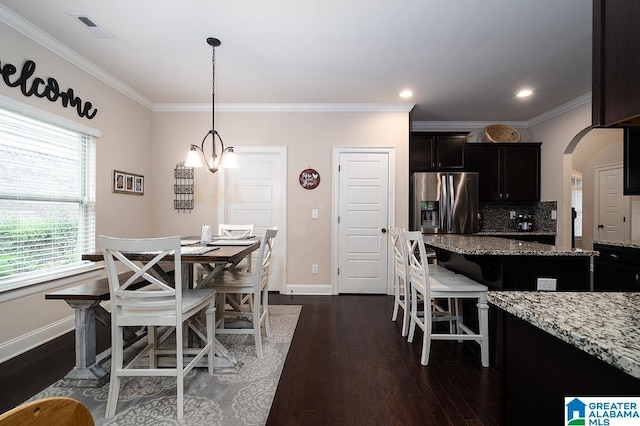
0,24,153,349
150,110,410,288
529,102,592,247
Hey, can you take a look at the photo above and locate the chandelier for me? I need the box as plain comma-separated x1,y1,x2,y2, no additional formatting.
185,37,238,173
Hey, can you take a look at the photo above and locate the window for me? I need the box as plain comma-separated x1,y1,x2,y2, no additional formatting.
571,175,583,238
0,106,96,289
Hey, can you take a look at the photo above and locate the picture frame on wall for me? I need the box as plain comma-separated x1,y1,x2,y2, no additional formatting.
113,170,144,195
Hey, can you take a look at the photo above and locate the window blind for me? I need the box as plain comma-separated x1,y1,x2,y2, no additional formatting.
0,107,96,285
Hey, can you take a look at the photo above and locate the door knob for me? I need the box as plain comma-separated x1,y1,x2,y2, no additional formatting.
381,228,387,233
598,224,604,229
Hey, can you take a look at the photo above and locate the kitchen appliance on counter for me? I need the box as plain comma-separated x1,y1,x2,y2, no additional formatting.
517,213,533,231
410,172,479,234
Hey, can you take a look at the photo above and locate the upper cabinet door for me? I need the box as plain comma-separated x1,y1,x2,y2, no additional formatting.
503,144,541,202
436,134,467,170
409,132,468,173
465,144,501,201
593,0,640,127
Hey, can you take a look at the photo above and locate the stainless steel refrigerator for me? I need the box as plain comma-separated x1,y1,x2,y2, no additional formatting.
410,172,479,234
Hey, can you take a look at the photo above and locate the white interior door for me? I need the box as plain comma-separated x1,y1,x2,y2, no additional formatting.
336,150,391,294
596,165,630,241
219,146,287,292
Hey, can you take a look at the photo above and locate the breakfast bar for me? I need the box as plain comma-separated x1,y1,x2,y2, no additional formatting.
423,235,597,291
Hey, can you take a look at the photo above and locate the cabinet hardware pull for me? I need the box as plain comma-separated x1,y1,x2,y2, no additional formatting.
609,253,619,260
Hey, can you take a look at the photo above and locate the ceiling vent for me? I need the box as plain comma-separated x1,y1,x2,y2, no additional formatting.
70,14,114,39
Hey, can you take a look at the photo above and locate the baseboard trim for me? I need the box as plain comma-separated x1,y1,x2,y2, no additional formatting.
284,284,334,295
0,315,74,364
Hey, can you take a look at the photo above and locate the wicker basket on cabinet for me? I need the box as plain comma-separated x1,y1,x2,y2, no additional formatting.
484,124,521,143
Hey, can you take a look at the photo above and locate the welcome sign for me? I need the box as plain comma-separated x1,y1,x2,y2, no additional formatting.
0,58,98,119
565,397,640,425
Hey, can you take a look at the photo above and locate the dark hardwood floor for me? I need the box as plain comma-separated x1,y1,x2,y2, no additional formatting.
267,295,499,426
0,294,500,425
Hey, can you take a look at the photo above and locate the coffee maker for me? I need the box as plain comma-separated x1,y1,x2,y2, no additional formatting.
517,213,533,231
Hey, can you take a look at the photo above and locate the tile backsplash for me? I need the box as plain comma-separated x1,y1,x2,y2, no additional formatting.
479,201,557,233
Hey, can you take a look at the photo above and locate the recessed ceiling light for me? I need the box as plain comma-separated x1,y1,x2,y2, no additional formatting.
517,89,533,98
399,89,414,98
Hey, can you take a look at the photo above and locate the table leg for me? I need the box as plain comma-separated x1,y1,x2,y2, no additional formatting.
63,300,109,387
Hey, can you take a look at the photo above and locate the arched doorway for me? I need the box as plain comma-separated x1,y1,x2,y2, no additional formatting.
564,127,627,249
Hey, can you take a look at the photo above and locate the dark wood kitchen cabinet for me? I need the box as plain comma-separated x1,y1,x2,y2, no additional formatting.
593,243,640,291
409,132,468,173
465,143,541,202
593,0,640,127
623,128,640,194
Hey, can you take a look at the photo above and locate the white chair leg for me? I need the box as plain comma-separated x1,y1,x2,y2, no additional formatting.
408,285,418,343
105,327,123,419
478,298,490,368
262,288,270,338
392,295,399,321
206,305,215,374
176,324,184,419
401,302,410,337
421,303,432,366
254,298,263,359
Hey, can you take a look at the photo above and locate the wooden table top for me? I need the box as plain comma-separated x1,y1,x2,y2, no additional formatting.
81,239,260,264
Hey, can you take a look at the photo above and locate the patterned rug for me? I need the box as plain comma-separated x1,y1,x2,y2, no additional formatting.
26,305,301,425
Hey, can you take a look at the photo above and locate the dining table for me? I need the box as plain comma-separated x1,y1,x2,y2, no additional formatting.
47,237,260,387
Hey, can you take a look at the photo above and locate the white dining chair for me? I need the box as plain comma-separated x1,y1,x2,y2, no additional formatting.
389,228,411,337
218,224,255,272
100,235,217,420
403,230,489,367
206,227,277,359
390,228,458,337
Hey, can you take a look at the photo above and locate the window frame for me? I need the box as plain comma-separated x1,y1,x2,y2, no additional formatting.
0,95,101,297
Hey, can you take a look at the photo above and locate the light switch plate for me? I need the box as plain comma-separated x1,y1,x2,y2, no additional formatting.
551,209,557,220
510,211,516,219
311,264,319,274
311,209,318,219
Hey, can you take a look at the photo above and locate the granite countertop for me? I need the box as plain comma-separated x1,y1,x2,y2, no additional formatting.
476,231,556,236
593,240,640,250
488,291,640,379
423,234,597,257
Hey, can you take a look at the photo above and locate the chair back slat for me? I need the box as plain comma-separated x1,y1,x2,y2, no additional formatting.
402,230,431,299
253,228,278,290
100,235,182,314
218,223,254,238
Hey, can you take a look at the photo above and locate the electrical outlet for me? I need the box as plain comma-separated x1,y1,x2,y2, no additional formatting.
510,211,516,219
536,277,557,291
311,264,319,274
551,209,557,220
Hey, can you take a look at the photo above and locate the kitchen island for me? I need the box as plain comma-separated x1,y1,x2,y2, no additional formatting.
423,235,597,291
489,291,640,424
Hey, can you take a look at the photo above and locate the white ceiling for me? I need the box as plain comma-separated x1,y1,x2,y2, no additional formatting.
0,0,592,124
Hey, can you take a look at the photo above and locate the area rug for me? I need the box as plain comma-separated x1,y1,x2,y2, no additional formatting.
25,305,302,425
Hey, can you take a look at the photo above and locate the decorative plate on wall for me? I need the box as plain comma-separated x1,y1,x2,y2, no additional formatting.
299,168,320,190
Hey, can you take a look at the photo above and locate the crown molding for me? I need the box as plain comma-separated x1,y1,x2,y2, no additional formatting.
525,92,592,127
411,120,529,131
154,102,416,113
0,4,154,110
